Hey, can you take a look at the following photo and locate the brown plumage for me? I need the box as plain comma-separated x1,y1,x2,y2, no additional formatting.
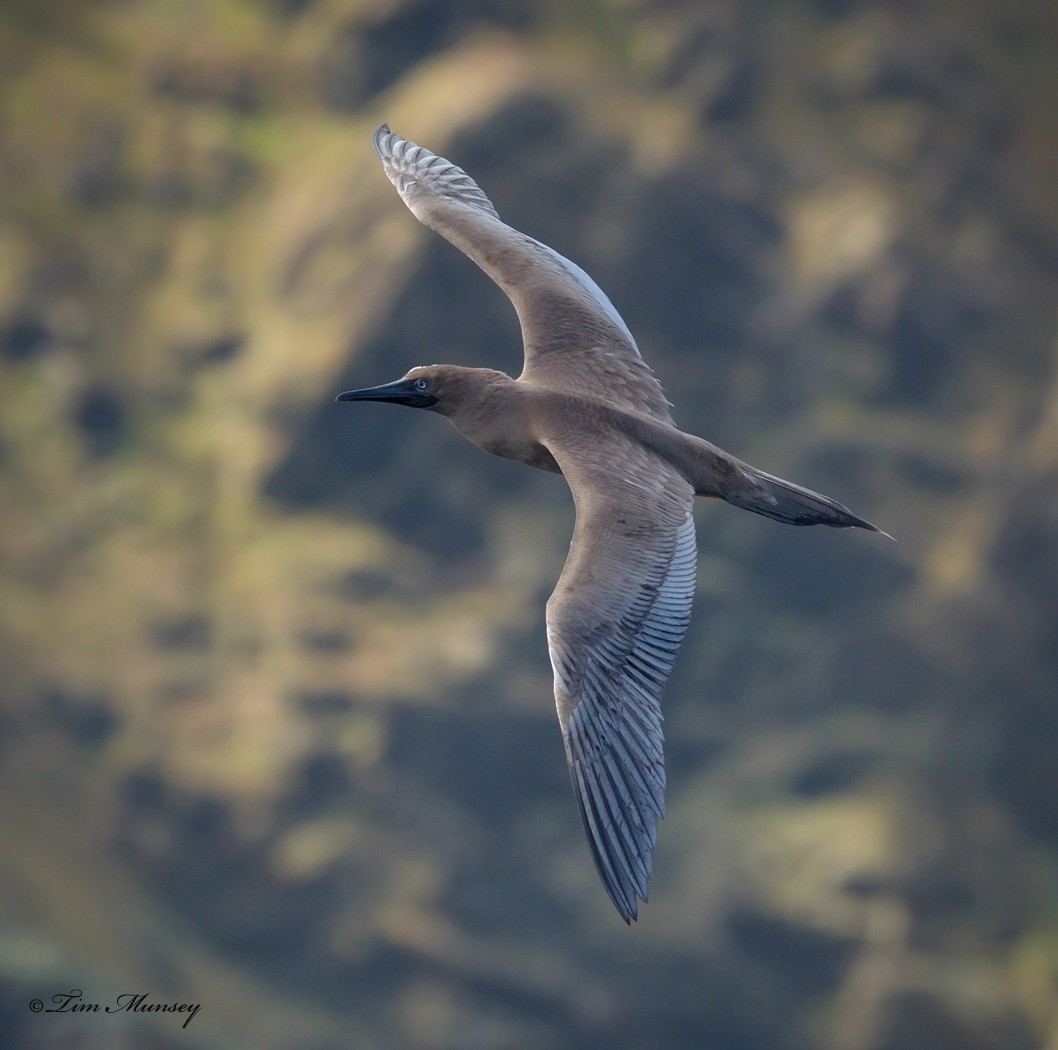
337,124,889,922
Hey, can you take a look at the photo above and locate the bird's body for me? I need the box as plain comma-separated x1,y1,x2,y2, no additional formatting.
338,124,888,922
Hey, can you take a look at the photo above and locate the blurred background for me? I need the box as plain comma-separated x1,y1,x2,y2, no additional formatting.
2,0,1057,1047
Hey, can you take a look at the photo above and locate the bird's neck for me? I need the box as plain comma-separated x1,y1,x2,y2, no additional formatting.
446,377,559,473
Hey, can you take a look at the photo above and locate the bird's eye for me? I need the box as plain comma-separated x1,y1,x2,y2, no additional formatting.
413,378,428,392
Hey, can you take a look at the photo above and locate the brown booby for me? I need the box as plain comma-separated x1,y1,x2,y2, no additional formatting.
338,123,889,922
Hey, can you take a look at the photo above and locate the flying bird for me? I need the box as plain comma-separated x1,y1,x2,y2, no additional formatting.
338,123,888,922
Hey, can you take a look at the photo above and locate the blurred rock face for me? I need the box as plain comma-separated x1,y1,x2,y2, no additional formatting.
1,1,1057,1049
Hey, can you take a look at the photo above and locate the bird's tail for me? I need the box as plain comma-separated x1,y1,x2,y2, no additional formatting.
721,463,892,537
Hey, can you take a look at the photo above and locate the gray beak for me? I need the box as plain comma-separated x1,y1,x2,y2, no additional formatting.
335,377,437,409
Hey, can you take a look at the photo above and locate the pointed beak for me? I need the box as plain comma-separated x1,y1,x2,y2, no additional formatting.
335,378,437,409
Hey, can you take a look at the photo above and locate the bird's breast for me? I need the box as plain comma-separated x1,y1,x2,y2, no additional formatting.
478,432,561,473
445,408,560,473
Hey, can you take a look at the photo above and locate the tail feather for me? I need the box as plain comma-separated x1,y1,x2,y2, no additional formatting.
723,465,892,538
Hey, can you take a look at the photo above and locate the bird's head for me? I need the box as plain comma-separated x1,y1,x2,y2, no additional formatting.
336,364,508,416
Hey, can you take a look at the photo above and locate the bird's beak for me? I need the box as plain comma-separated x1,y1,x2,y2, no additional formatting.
335,378,438,409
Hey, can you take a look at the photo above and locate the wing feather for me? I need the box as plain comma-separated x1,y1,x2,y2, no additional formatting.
548,481,697,922
371,123,674,423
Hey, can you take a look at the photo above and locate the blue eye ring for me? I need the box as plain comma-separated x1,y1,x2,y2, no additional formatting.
413,378,428,391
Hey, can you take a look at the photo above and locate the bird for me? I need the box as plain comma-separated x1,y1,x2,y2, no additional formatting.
337,123,889,923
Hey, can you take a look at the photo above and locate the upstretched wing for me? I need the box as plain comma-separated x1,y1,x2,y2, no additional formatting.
372,123,674,423
543,437,697,921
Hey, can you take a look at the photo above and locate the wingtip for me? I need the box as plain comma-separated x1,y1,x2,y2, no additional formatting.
372,121,393,158
614,895,638,924
613,891,642,924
